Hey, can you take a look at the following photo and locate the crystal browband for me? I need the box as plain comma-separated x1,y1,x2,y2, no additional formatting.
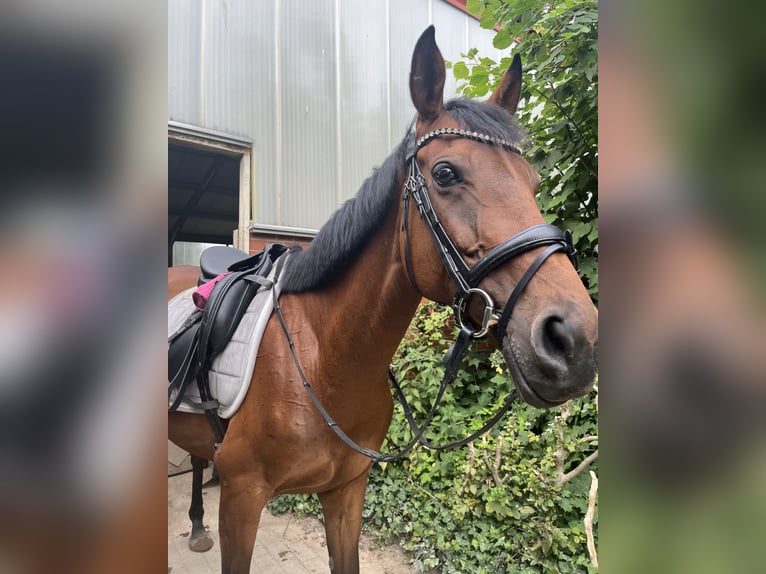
414,127,522,155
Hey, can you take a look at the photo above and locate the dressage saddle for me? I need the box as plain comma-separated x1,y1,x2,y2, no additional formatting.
198,245,249,284
168,243,289,424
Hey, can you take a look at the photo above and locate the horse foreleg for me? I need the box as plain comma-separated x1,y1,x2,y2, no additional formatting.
217,463,273,574
188,455,215,552
318,471,370,574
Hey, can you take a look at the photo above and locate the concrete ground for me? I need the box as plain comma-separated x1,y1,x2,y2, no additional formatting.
168,468,417,573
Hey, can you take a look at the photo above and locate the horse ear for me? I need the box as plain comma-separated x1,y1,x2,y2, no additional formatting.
487,53,522,114
410,26,445,122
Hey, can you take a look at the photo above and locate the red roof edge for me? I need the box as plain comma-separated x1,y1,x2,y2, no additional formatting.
442,0,481,21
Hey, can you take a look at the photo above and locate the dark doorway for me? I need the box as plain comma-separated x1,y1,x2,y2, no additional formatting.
168,142,241,266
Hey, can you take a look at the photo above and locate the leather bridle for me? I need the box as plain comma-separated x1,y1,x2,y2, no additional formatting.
272,127,582,463
402,127,578,342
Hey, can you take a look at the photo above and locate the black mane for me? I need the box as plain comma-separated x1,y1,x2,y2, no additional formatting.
280,98,524,293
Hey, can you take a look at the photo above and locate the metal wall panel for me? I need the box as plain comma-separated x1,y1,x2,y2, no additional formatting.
278,0,339,229
168,0,203,125
198,1,232,133
432,0,466,101
337,0,390,204
217,0,279,225
168,0,499,231
467,15,502,66
387,0,430,141
173,241,229,267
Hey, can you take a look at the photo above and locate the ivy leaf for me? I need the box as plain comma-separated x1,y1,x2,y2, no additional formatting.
485,499,511,518
518,505,535,516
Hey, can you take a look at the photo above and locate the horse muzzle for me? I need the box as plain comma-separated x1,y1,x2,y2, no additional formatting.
502,303,598,407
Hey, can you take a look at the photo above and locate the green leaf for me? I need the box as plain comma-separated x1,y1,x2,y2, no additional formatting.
479,10,497,30
493,28,513,50
465,0,485,16
453,61,469,80
469,69,489,86
473,82,490,97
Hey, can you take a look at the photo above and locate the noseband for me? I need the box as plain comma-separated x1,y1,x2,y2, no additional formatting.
402,127,578,340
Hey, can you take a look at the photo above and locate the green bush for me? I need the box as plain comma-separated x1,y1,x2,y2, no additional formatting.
270,301,598,573
450,0,599,301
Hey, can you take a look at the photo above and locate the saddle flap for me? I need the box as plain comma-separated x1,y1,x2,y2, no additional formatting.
168,320,201,410
200,270,261,360
199,243,291,363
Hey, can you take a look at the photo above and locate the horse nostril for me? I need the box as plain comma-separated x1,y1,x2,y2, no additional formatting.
543,316,573,359
530,311,580,378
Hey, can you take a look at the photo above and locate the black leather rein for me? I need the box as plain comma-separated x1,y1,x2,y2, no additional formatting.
272,127,580,464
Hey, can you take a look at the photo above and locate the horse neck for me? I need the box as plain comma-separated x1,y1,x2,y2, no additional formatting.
296,206,421,376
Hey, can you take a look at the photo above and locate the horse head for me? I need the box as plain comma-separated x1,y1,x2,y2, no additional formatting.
400,26,598,407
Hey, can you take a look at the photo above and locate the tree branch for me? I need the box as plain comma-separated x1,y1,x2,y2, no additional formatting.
556,449,599,488
554,404,570,481
482,437,508,487
584,470,599,568
464,442,476,481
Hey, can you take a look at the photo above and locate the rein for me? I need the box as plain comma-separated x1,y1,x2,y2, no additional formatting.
273,128,579,464
273,277,494,463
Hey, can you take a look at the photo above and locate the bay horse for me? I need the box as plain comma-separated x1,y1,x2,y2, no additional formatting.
169,26,598,574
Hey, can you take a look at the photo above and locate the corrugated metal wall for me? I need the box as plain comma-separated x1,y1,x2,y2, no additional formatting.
168,0,499,230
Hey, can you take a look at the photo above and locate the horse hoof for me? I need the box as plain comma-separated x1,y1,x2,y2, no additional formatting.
189,534,214,553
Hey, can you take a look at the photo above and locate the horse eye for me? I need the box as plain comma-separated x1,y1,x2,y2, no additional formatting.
432,163,460,187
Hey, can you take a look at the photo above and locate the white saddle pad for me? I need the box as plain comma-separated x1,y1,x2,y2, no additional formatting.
167,271,282,419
